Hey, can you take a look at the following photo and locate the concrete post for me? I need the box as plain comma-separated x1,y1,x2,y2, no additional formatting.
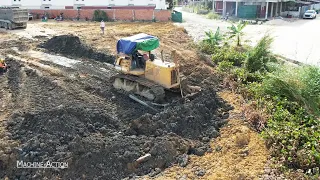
270,2,274,17
213,0,215,13
275,2,278,16
193,0,195,13
265,2,269,19
235,0,238,17
280,2,282,14
223,1,226,16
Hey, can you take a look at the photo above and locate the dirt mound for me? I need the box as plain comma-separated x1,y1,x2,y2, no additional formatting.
1,58,232,179
40,35,115,64
127,90,231,149
6,106,192,179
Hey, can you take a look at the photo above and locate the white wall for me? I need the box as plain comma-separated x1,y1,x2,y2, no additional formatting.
74,0,107,6
155,0,167,9
0,0,166,9
42,0,73,6
0,0,12,6
280,11,300,17
12,0,41,7
129,0,149,6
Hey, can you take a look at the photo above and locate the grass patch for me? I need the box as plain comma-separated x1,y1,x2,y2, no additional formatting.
198,31,320,177
207,12,221,20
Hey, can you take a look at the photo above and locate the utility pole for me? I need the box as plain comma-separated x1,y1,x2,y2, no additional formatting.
193,0,195,12
212,0,215,13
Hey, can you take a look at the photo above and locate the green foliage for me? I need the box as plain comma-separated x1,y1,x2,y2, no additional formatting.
217,61,234,72
245,64,320,175
198,41,216,54
233,67,264,84
260,65,320,114
212,47,247,66
245,34,275,73
207,12,220,19
93,10,108,22
198,27,224,54
261,97,320,172
227,22,247,46
203,27,223,46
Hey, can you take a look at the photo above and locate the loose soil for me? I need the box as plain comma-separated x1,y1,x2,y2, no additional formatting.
0,21,269,180
40,34,115,64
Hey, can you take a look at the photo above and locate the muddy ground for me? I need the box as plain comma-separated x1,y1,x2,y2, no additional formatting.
0,21,270,180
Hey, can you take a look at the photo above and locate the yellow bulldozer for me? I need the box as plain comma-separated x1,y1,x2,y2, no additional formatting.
112,33,181,102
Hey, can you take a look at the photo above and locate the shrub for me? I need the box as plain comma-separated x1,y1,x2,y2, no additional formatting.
198,41,217,54
261,98,320,172
207,12,220,19
245,35,275,73
227,22,247,46
199,27,224,54
212,47,247,66
260,65,320,115
217,61,234,73
233,67,264,84
203,27,223,46
93,10,108,22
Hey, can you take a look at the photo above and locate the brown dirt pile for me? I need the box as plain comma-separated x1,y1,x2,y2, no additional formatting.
141,91,269,180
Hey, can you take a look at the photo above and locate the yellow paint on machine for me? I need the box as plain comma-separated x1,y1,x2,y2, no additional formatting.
115,56,180,90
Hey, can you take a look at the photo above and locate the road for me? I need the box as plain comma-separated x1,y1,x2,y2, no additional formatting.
175,7,320,66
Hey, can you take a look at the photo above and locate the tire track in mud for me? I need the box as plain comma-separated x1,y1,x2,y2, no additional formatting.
6,60,22,102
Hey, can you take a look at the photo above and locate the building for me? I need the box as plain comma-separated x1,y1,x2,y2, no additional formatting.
0,0,168,10
213,0,290,19
213,0,319,19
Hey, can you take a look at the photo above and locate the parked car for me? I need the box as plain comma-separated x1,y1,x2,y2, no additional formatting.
303,10,317,19
28,13,33,20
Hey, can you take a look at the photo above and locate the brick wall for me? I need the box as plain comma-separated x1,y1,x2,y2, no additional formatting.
29,9,171,22
134,9,154,21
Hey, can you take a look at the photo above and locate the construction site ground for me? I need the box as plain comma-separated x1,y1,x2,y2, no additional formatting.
0,21,273,179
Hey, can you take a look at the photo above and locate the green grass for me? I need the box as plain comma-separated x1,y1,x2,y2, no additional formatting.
260,65,320,115
207,12,220,20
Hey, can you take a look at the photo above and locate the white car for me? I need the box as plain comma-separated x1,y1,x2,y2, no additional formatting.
303,10,317,19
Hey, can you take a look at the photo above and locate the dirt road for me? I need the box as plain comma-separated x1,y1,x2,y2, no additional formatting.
175,7,320,66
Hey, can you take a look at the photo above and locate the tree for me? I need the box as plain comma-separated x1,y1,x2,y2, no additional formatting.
203,27,223,45
227,22,247,46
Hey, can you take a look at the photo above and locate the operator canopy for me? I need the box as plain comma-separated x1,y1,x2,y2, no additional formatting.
116,33,160,55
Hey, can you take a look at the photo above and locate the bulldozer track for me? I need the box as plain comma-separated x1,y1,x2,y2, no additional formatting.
111,74,165,102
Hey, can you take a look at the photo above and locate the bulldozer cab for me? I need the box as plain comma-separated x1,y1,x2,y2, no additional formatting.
115,33,159,73
114,33,180,90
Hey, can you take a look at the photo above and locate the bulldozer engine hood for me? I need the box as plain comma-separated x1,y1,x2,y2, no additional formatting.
116,33,159,55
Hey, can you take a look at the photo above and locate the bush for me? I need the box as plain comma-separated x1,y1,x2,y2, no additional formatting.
260,65,320,115
233,67,264,84
93,10,108,22
199,27,224,54
245,35,275,73
217,61,234,73
212,47,247,66
261,97,320,173
198,41,217,54
207,12,220,19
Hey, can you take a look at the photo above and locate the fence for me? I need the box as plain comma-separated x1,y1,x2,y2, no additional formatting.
29,9,171,22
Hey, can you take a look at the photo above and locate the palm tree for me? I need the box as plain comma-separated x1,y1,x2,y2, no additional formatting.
227,22,247,46
203,27,223,46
